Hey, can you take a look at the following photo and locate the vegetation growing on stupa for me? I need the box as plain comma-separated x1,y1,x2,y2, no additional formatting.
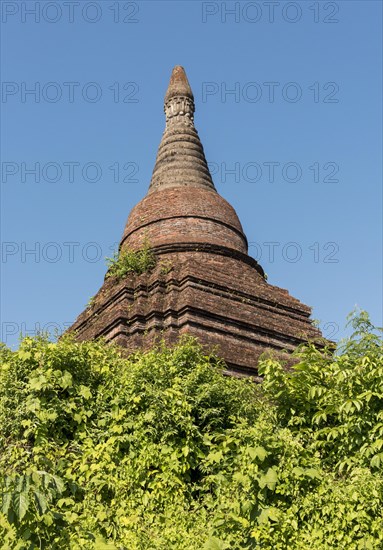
106,242,156,281
0,312,382,549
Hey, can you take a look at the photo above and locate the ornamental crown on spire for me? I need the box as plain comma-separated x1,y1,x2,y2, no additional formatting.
164,65,195,126
164,65,194,102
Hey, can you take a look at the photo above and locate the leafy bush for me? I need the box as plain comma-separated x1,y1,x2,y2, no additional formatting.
106,243,156,280
0,312,382,549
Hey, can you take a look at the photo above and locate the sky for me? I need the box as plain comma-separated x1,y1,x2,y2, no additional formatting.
1,0,382,349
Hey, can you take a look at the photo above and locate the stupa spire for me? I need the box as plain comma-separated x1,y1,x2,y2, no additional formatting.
148,65,216,194
164,65,194,103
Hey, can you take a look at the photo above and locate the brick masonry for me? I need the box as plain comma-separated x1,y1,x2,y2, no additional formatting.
67,66,323,376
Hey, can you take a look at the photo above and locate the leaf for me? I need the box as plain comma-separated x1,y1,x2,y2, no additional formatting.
341,400,354,414
1,490,12,516
312,411,327,425
203,536,227,550
207,450,223,463
29,376,47,391
13,491,29,521
94,537,119,549
78,385,92,400
43,513,53,526
39,472,65,495
258,506,280,524
49,474,65,494
233,472,250,485
268,507,280,522
292,467,305,478
21,528,31,541
259,468,278,490
18,351,32,361
60,371,73,389
370,453,383,468
257,508,269,524
33,490,48,515
358,539,373,550
305,468,321,479
247,446,268,461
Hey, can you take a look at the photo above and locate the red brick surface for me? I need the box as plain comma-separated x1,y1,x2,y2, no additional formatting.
67,66,323,376
68,248,322,375
121,187,247,254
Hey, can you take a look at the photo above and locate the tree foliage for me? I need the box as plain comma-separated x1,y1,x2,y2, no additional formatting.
0,312,382,548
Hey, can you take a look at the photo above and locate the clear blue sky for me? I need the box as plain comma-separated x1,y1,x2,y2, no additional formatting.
1,0,382,348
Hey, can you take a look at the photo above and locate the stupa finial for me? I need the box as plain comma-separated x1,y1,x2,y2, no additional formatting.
163,65,195,126
164,65,194,102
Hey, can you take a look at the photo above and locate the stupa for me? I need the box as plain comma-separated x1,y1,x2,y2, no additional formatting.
68,66,322,376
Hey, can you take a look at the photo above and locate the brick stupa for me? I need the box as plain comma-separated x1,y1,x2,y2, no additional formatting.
68,66,322,376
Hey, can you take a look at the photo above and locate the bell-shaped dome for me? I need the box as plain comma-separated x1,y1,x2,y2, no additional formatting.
121,186,248,255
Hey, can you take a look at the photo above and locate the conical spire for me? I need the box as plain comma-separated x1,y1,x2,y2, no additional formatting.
164,65,194,102
148,66,216,194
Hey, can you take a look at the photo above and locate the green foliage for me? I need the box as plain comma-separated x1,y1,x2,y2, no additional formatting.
0,312,382,548
260,311,383,473
106,242,156,280
86,296,96,310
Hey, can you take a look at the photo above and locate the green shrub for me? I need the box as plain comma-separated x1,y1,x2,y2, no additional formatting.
106,243,156,280
0,312,382,549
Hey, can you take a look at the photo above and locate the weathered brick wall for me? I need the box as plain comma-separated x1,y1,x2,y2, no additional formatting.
124,218,247,254
121,187,247,254
69,249,322,376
